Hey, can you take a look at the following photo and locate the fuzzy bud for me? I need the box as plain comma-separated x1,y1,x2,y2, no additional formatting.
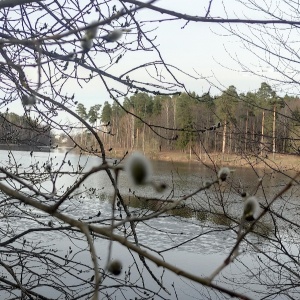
125,152,152,185
243,196,259,221
45,164,51,172
22,94,36,106
81,36,93,53
241,192,247,198
154,182,167,193
108,260,122,276
218,167,231,182
85,21,98,40
102,29,130,43
203,181,212,188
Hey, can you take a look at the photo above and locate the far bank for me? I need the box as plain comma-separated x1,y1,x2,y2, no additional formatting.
109,149,300,172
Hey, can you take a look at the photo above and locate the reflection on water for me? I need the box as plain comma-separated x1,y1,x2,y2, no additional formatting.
0,149,299,299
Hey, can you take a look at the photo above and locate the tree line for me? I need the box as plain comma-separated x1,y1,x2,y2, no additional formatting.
0,112,51,148
74,82,300,156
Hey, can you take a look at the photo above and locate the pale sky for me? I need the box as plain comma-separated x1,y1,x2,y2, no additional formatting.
65,0,264,109
4,0,291,123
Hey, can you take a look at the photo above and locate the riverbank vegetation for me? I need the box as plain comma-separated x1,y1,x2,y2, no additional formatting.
73,86,300,157
63,85,300,171
0,112,51,148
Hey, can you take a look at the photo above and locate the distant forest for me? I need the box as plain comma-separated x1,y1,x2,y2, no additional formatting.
5,82,299,156
0,112,51,148
72,82,300,156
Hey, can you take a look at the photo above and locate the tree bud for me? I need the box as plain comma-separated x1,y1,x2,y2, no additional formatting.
102,29,130,43
243,196,259,221
125,152,152,185
108,260,122,276
81,36,93,53
22,94,36,106
85,21,98,40
218,167,231,181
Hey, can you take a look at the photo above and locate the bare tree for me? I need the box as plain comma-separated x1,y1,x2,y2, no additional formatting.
0,1,299,300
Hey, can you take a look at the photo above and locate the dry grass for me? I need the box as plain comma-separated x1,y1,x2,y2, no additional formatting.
110,148,300,171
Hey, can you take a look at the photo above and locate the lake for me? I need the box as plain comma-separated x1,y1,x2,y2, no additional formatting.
0,149,299,299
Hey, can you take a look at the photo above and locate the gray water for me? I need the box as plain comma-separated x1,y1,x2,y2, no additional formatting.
0,148,299,299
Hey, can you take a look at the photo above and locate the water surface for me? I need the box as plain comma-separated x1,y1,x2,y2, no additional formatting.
0,149,299,299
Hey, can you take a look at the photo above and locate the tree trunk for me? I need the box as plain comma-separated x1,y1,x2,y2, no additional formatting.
283,106,288,152
214,131,217,152
166,102,170,146
80,123,84,146
272,105,276,157
142,123,145,153
222,121,227,157
131,114,135,149
228,125,232,154
173,97,176,128
245,110,248,152
252,121,255,152
260,110,265,156
136,128,139,149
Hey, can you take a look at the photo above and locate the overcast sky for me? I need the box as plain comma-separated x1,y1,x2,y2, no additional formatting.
69,0,265,109
8,0,282,122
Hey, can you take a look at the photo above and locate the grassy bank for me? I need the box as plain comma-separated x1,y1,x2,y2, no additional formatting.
110,148,300,171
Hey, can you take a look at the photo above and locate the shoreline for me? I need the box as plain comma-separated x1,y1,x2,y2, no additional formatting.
111,149,300,172
25,146,298,172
